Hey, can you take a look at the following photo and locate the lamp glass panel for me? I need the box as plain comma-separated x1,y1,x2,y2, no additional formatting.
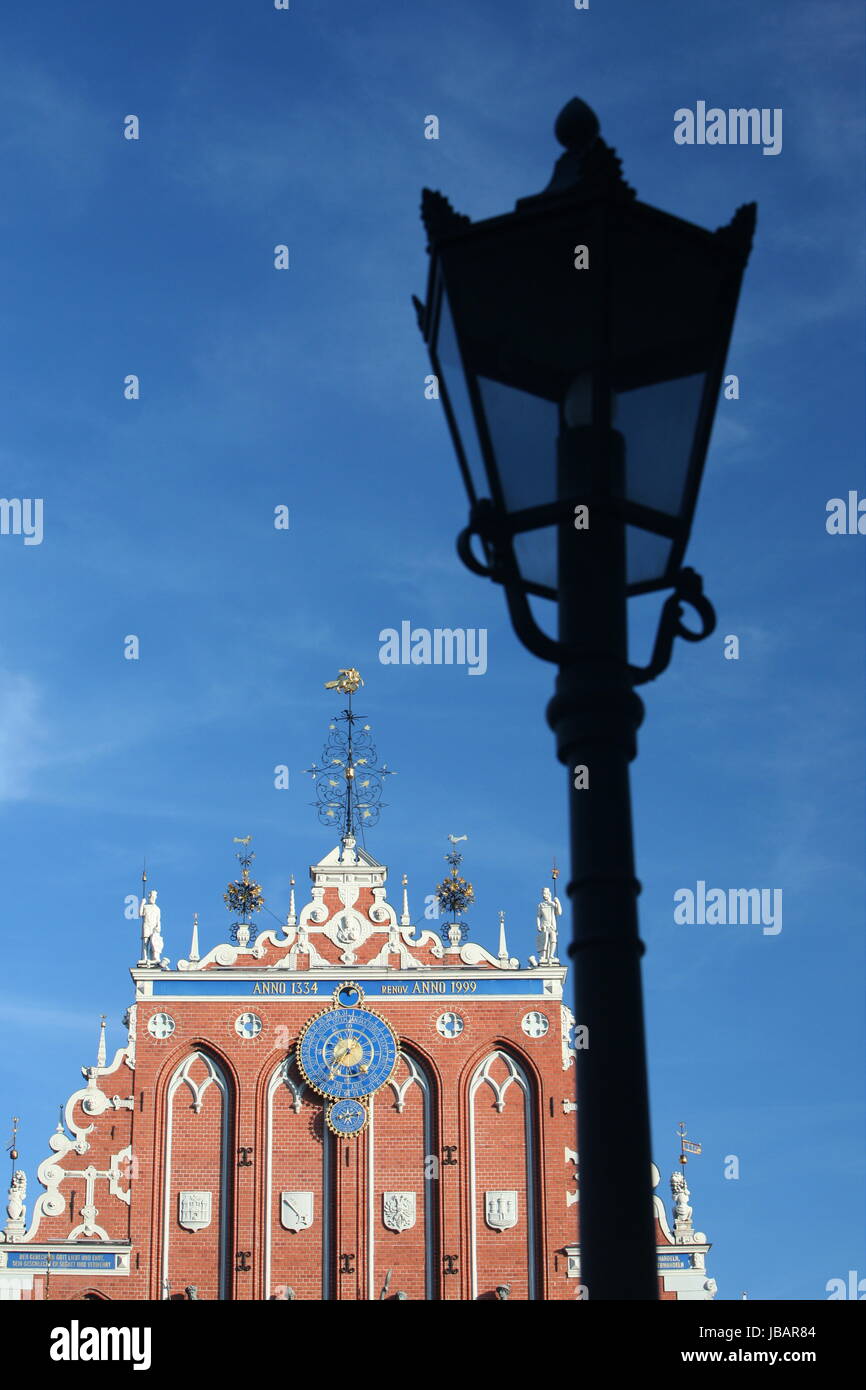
614,372,706,519
435,293,489,502
626,526,674,588
476,375,559,513
515,523,673,593
512,525,558,595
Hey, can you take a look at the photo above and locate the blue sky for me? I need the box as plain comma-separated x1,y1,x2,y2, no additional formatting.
0,0,863,1300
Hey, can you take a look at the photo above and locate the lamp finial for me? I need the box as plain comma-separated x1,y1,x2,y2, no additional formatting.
521,97,635,206
554,97,601,154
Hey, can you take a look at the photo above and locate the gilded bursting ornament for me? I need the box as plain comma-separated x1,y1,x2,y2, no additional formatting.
304,670,394,841
434,834,475,946
224,837,264,946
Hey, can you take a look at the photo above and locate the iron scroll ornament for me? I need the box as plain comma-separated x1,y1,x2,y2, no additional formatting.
456,500,716,684
305,714,393,834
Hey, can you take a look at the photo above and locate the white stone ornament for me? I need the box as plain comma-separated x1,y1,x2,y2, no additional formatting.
139,889,165,965
521,1011,549,1038
560,1004,577,1070
334,913,363,945
179,1190,212,1232
280,1191,314,1232
436,1011,464,1039
326,907,371,965
535,887,561,964
671,1169,694,1235
3,1171,27,1241
235,1012,262,1039
485,1190,518,1232
147,1012,175,1040
383,1191,416,1233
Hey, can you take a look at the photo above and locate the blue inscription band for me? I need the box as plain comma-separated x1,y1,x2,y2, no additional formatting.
4,1252,120,1271
149,977,553,999
656,1252,693,1270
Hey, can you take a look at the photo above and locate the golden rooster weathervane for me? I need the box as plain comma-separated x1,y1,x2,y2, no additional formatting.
324,668,364,695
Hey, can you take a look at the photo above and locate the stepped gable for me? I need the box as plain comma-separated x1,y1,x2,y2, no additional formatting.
0,1019,135,1271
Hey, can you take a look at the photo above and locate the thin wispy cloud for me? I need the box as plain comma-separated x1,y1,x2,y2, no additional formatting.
0,669,47,802
0,58,109,216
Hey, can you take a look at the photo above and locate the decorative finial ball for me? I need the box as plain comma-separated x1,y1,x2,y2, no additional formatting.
554,98,601,154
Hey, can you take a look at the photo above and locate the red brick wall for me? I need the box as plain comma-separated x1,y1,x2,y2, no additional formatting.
39,993,581,1301
265,1061,332,1300
161,1051,231,1301
468,1048,537,1300
368,1046,437,1300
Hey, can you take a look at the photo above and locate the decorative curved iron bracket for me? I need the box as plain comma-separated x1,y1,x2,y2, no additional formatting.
627,567,716,685
456,506,716,684
457,508,562,665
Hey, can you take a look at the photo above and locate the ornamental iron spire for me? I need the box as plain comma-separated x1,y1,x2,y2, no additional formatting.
434,834,475,946
303,670,395,846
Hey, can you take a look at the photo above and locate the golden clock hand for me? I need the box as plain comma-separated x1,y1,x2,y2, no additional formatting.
332,1036,363,1070
328,1038,348,1078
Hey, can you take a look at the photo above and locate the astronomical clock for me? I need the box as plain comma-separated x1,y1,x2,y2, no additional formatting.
297,982,400,1135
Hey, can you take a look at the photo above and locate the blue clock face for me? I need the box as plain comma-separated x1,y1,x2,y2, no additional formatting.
298,1005,399,1100
327,1099,368,1136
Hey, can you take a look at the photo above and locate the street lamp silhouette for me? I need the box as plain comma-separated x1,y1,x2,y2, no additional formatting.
414,97,755,1300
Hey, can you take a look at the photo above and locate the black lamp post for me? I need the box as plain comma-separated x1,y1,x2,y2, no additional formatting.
414,98,755,1301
